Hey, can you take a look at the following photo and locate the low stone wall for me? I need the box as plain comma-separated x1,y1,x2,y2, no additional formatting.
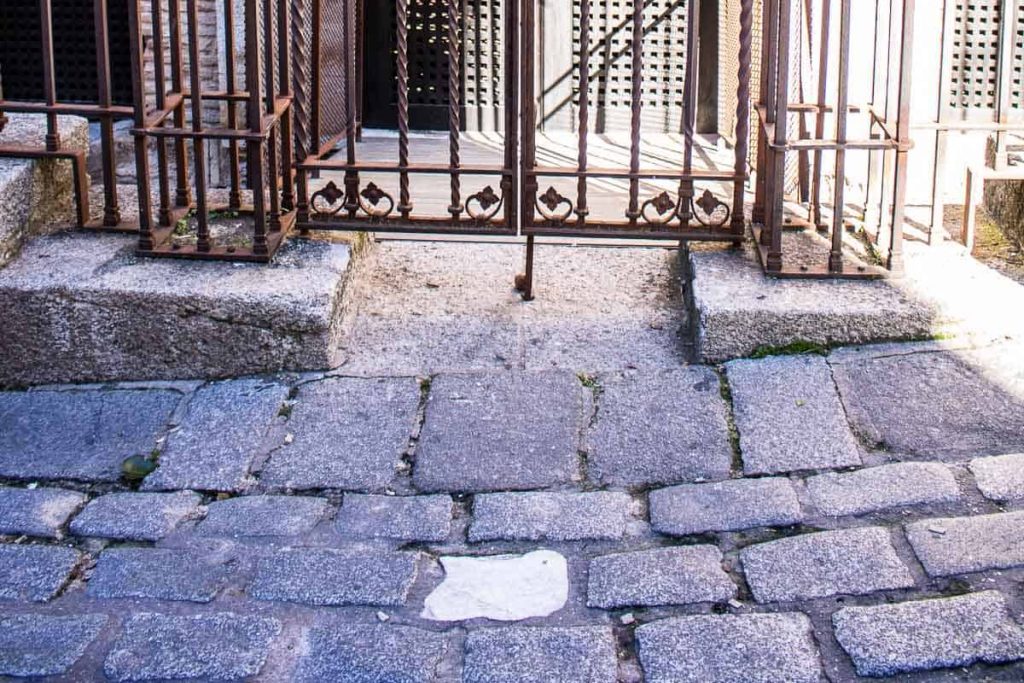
0,233,359,386
0,115,89,267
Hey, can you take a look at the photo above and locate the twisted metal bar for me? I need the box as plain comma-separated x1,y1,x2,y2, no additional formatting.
343,0,359,218
730,0,754,238
575,0,591,223
447,0,462,219
397,0,412,217
626,0,643,224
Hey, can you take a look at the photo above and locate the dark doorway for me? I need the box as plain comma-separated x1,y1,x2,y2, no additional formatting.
0,0,133,105
363,0,457,130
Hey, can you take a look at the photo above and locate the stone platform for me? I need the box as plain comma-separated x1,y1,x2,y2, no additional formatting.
0,232,357,386
0,115,89,267
686,238,941,362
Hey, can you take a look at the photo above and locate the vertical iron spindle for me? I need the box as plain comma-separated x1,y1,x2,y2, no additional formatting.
625,0,643,224
447,0,463,219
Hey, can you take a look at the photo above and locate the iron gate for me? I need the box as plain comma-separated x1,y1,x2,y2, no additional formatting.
290,0,754,297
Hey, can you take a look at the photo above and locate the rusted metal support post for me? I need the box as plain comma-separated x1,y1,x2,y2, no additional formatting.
886,0,915,275
730,0,754,242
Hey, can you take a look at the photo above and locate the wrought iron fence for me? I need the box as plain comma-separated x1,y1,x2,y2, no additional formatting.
131,0,296,260
0,0,137,230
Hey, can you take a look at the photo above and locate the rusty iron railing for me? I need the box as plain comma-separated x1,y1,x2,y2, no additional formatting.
752,0,916,277
131,0,296,261
0,0,138,231
518,0,754,298
294,0,519,238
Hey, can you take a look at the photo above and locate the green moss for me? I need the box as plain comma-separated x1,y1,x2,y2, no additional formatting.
748,340,829,359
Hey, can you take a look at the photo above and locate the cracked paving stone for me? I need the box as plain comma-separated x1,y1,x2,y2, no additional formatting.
833,591,1024,677
830,347,1024,458
649,477,802,536
0,486,87,538
104,612,280,682
636,613,823,683
197,494,330,537
335,494,453,542
805,462,961,516
260,377,420,491
740,527,914,603
726,356,861,474
469,491,631,542
0,388,179,481
294,622,450,683
0,613,107,677
0,544,80,602
69,490,202,541
413,372,583,492
250,547,419,606
587,546,736,608
143,379,289,492
969,453,1024,501
463,626,618,683
587,368,733,487
905,511,1024,576
86,547,232,603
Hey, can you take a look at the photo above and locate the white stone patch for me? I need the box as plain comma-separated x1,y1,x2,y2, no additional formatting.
421,549,568,622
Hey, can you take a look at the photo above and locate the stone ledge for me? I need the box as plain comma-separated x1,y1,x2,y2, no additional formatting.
0,232,356,385
686,243,938,362
0,114,89,267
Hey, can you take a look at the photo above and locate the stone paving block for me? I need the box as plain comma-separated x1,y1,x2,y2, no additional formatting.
0,389,179,481
294,622,449,683
830,347,1024,458
250,547,419,606
413,372,583,492
260,377,420,491
587,546,736,608
0,613,107,677
905,511,1024,576
636,613,823,683
104,612,280,682
469,491,631,542
806,462,961,516
969,453,1024,501
726,356,861,474
0,544,79,602
0,486,87,538
833,591,1024,677
587,368,733,487
649,478,802,536
70,491,202,541
740,527,914,603
335,494,453,542
143,380,289,492
463,626,618,683
198,495,330,537
86,548,230,603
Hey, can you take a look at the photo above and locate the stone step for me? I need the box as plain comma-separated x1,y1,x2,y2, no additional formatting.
0,114,89,267
0,231,360,385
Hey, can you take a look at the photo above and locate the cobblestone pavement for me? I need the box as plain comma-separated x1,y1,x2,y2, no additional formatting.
2,244,1024,681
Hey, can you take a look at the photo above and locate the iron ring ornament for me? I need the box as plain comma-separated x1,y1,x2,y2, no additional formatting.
641,191,679,226
640,188,731,228
357,182,395,219
466,185,503,222
690,188,731,228
536,186,573,223
310,181,396,220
